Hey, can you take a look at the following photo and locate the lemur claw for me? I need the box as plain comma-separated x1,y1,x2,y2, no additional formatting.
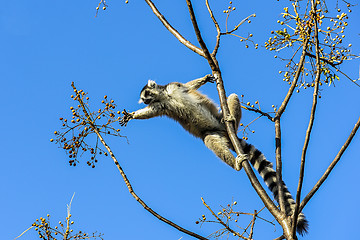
120,109,134,127
205,74,216,83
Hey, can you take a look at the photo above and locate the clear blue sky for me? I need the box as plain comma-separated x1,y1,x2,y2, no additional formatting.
1,0,359,239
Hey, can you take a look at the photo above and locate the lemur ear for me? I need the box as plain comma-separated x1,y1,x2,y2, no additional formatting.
147,80,156,88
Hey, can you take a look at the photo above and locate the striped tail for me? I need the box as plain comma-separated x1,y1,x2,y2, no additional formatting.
238,138,309,235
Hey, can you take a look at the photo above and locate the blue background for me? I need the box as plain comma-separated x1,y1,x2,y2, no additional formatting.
1,0,359,239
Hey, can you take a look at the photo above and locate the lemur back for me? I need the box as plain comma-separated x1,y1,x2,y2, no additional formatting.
122,75,308,235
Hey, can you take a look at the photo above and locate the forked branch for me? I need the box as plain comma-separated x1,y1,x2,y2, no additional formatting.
205,0,221,56
143,0,205,57
299,115,360,212
273,29,311,224
185,0,218,70
292,1,321,237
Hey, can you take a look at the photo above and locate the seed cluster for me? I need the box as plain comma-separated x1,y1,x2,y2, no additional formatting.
196,199,267,239
223,1,258,49
238,95,274,139
51,83,125,168
95,0,129,17
265,1,357,91
31,214,103,240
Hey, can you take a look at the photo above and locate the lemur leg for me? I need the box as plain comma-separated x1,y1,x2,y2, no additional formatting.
227,94,242,132
185,74,215,90
203,132,237,169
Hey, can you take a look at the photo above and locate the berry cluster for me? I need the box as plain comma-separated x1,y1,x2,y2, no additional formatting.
196,199,270,239
265,1,357,91
222,1,258,49
51,83,126,168
31,214,103,240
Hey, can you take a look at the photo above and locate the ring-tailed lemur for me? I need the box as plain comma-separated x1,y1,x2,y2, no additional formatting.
120,74,308,235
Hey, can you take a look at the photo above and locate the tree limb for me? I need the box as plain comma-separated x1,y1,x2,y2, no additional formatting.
292,1,321,237
242,106,274,122
272,30,311,235
143,0,205,57
299,115,360,212
276,32,311,118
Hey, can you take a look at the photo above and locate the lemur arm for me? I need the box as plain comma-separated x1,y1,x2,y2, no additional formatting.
120,105,163,126
184,74,215,90
132,105,163,119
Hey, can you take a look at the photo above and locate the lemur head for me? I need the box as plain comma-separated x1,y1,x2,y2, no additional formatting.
139,80,165,104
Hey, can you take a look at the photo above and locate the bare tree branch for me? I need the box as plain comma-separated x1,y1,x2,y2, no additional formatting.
276,32,311,118
205,0,221,56
299,115,360,212
249,210,257,239
273,29,311,231
222,14,256,35
292,1,321,237
143,0,205,57
274,118,286,214
13,226,34,240
71,83,209,240
185,0,218,70
242,106,274,122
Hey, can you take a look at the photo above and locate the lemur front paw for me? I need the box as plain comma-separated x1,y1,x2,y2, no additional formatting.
120,109,134,126
205,74,216,83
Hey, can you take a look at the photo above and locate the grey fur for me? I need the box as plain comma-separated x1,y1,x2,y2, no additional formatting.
121,75,308,235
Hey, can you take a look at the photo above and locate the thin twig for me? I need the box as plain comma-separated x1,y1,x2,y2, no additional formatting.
13,226,34,240
242,106,274,122
292,1,321,237
222,14,256,35
143,0,204,57
72,83,208,240
276,29,311,118
201,198,251,240
305,52,342,67
67,192,76,216
335,67,360,87
205,0,221,56
299,115,360,212
249,210,257,239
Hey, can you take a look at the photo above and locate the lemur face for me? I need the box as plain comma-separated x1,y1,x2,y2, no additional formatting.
139,80,160,105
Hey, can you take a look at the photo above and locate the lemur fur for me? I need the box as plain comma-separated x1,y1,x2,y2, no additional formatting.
121,75,308,235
